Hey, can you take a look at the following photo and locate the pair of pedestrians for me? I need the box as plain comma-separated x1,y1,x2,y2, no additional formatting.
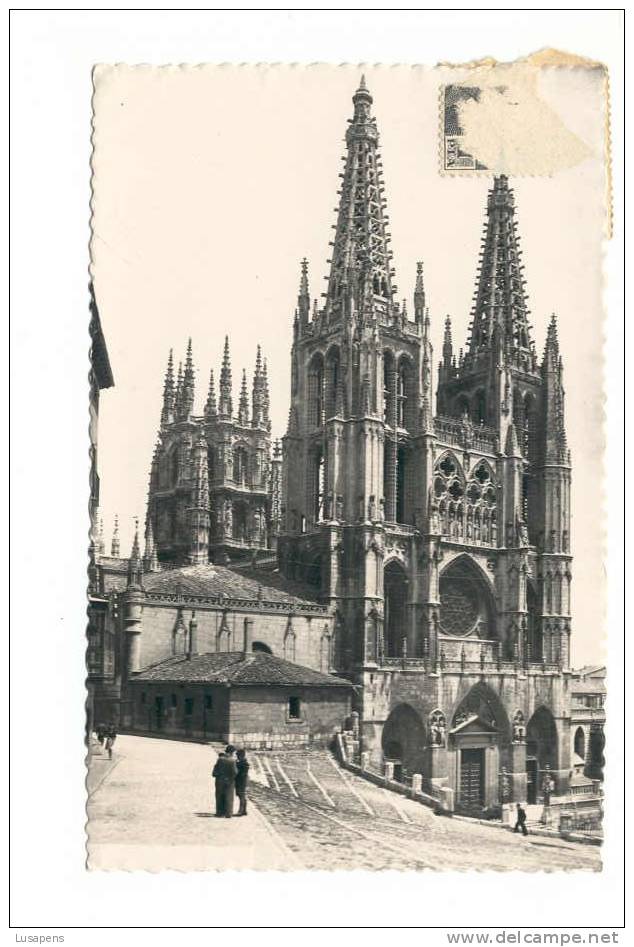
212,745,249,818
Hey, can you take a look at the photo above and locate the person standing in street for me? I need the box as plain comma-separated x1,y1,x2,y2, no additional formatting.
235,749,250,816
212,746,237,818
513,802,528,836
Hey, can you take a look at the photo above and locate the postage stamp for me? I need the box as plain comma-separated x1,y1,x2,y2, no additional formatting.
87,60,609,873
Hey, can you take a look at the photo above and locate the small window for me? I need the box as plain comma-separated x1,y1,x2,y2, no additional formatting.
204,694,213,710
140,692,146,705
171,693,178,708
288,696,301,720
184,697,194,716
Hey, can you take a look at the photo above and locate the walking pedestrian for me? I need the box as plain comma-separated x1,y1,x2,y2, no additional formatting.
513,802,528,836
235,749,250,816
212,746,237,818
105,733,114,760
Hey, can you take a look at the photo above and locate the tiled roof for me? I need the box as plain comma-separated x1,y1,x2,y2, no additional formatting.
133,652,353,688
142,563,322,606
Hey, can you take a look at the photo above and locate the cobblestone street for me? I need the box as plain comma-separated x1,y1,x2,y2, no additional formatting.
88,735,601,872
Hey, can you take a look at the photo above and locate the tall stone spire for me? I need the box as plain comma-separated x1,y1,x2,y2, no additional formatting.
442,315,454,368
414,261,426,324
465,176,535,372
160,349,175,427
298,258,310,331
238,368,250,425
251,345,266,428
262,357,271,430
174,361,183,418
324,76,396,323
180,338,195,419
144,515,159,572
542,314,570,465
128,517,143,588
219,336,233,419
111,515,120,557
205,368,217,418
96,516,105,556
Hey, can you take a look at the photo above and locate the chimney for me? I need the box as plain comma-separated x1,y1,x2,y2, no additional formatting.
243,617,253,656
188,610,198,660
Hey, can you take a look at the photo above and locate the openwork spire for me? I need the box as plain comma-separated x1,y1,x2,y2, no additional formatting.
251,345,267,428
128,517,143,588
238,368,250,425
542,313,569,464
174,361,183,417
160,349,175,426
205,368,217,417
219,336,233,418
465,176,536,372
324,77,396,323
297,258,310,330
180,338,195,419
414,261,426,324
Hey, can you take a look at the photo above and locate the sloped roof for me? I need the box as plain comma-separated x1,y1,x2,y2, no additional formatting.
133,652,352,688
142,563,322,606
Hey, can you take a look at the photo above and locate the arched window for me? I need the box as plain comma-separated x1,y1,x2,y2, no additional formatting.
384,561,408,657
524,394,539,465
233,502,248,543
233,446,248,485
397,363,407,427
312,449,326,524
526,583,542,661
574,726,586,760
325,347,341,419
207,446,215,482
383,351,395,423
396,446,406,524
308,354,325,429
170,449,179,486
252,641,272,655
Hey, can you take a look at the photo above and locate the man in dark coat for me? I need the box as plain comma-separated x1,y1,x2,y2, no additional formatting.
212,746,237,818
513,802,528,836
235,749,250,816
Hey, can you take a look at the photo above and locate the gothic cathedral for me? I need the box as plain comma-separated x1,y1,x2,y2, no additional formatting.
278,77,573,808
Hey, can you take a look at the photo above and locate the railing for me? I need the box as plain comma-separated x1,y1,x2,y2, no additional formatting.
434,415,498,453
377,655,561,674
145,590,329,615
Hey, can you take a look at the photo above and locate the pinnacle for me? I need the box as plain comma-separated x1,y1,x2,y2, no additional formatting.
131,517,141,560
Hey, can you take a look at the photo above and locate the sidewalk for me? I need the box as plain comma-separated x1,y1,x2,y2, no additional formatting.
87,735,301,871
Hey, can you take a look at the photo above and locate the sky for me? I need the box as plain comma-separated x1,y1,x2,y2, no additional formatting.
91,64,607,665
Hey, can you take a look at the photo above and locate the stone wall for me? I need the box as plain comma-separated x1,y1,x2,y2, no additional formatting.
124,681,350,749
138,600,334,673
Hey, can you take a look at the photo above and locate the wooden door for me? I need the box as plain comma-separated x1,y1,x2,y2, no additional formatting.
460,748,484,808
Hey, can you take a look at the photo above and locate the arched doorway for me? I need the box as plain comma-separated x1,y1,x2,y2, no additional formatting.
382,703,426,780
573,726,586,761
526,706,558,803
384,560,408,657
439,556,496,640
450,683,511,812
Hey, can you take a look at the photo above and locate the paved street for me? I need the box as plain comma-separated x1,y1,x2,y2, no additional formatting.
87,735,601,872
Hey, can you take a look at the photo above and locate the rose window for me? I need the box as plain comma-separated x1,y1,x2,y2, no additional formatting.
439,560,493,637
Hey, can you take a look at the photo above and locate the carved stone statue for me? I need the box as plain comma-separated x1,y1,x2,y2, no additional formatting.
368,495,377,522
429,709,446,746
512,710,526,743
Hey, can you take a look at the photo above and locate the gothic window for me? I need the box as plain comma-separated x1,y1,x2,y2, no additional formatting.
308,354,325,429
170,449,179,486
284,625,297,662
439,557,495,638
320,628,332,672
524,394,539,465
233,446,248,485
312,449,326,524
233,502,248,543
396,446,406,524
383,351,395,424
574,727,586,760
384,561,408,657
325,347,341,419
207,446,215,482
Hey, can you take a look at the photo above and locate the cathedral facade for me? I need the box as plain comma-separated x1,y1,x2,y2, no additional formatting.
277,77,574,810
90,77,578,813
